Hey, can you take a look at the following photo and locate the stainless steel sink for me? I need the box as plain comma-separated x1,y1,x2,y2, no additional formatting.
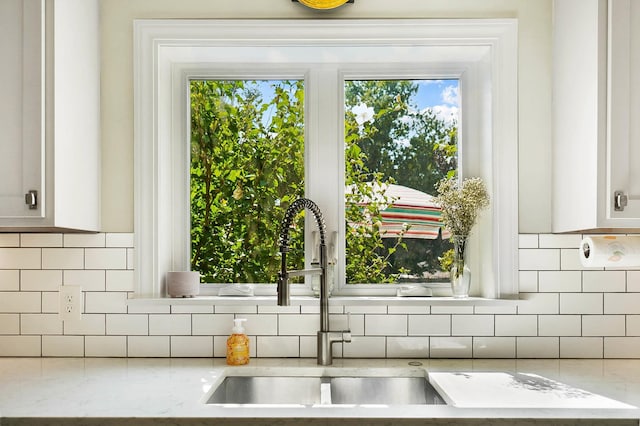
204,374,446,406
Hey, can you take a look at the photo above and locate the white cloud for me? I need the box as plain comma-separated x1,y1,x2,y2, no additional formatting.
441,85,459,106
429,105,459,125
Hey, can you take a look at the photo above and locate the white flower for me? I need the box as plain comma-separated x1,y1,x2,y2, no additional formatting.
351,103,375,126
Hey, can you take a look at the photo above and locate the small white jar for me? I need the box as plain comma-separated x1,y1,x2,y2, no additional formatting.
166,271,200,298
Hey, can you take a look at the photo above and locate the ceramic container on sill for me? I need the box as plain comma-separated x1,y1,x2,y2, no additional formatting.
166,271,200,298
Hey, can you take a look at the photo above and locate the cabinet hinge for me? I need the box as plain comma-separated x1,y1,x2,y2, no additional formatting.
614,190,628,212
25,190,38,210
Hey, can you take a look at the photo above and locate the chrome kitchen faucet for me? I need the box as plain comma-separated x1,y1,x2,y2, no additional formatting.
277,198,351,365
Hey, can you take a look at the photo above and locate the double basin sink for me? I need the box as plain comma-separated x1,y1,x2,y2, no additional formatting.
203,369,446,406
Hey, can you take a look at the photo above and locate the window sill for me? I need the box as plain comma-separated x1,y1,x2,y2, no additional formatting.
126,295,519,307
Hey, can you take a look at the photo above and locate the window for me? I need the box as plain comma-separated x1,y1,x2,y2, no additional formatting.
344,79,458,286
134,19,518,299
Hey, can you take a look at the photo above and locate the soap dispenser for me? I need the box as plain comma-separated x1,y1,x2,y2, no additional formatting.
226,318,249,365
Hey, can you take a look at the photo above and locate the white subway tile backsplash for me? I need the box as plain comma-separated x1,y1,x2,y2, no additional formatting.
42,249,83,270
518,234,538,249
20,270,62,292
495,315,537,336
408,315,450,336
452,315,494,336
518,293,559,314
258,305,300,314
21,314,63,335
344,305,387,314
64,234,105,248
343,336,386,358
628,271,640,292
300,336,319,358
20,234,62,248
474,304,517,315
214,305,257,314
85,248,127,270
42,335,84,357
256,336,299,357
560,337,603,358
430,336,472,358
243,314,277,336
85,336,127,357
604,293,640,314
171,304,213,314
149,314,191,335
560,293,603,314
386,337,429,358
518,271,538,293
106,314,148,335
192,314,234,335
0,234,19,247
278,314,318,336
473,337,515,358
41,292,58,313
105,270,135,292
0,248,41,269
365,314,407,336
538,315,581,336
0,292,40,313
126,303,170,314
0,314,19,334
539,234,582,249
0,270,19,291
170,336,213,357
85,292,127,314
5,231,640,360
604,337,640,358
516,337,559,358
583,271,626,293
431,305,474,314
387,305,430,314
582,315,625,336
0,336,40,356
560,248,590,271
105,233,134,248
64,270,106,292
128,336,170,357
63,314,105,335
519,249,559,271
538,271,581,293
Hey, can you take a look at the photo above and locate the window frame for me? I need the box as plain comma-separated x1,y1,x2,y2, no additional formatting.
133,19,519,299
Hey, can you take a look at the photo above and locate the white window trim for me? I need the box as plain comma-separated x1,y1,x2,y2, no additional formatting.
133,19,519,299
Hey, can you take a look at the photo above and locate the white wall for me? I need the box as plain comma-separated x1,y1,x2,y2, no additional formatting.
99,0,552,233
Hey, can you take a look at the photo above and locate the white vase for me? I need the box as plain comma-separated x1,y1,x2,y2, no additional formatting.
450,237,470,298
166,271,200,298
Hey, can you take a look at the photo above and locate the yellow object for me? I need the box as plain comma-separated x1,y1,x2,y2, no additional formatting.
298,0,349,10
226,318,249,365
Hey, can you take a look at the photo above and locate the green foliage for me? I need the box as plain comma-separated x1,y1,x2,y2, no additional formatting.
190,80,305,283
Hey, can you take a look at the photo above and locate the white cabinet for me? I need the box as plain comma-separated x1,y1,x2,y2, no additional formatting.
553,0,640,232
0,0,100,232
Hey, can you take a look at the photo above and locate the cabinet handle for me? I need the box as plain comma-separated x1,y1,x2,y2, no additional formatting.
614,191,628,212
24,190,38,210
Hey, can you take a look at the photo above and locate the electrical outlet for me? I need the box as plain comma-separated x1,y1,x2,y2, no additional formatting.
59,285,82,321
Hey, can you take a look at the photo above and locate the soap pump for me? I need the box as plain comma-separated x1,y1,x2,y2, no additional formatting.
226,318,249,365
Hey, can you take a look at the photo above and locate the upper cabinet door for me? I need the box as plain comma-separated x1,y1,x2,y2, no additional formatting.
0,0,44,219
608,0,640,220
553,0,640,232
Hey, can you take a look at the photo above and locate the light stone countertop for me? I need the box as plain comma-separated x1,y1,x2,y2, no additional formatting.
1,357,640,425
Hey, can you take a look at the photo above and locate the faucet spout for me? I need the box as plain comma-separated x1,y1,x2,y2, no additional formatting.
277,198,350,365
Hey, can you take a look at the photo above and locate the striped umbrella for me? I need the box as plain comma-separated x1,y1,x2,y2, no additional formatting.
346,183,450,240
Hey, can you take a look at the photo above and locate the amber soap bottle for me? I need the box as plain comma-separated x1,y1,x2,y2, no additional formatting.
226,318,249,365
